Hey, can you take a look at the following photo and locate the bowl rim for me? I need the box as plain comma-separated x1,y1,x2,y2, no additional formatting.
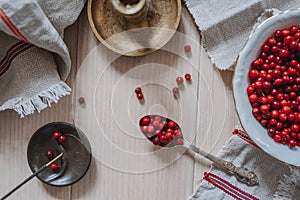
232,8,300,166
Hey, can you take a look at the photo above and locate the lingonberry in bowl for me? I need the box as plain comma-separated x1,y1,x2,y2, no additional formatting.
46,150,54,158
50,163,60,171
137,93,144,100
53,132,61,139
58,135,67,143
233,9,300,166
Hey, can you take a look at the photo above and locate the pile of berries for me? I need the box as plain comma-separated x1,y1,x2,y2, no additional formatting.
248,26,300,148
139,115,183,147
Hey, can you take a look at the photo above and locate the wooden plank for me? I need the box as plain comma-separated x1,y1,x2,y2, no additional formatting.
71,7,199,200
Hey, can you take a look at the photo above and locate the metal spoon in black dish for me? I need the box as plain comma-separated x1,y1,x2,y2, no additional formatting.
139,115,259,186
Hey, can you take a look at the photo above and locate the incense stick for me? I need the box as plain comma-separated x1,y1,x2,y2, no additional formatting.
1,152,63,200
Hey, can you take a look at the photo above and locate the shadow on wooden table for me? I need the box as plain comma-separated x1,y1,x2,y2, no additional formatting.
219,70,234,91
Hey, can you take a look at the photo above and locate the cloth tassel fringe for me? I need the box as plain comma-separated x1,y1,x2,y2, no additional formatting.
0,81,71,117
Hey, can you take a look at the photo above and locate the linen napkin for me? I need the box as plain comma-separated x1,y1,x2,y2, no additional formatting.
0,0,85,117
184,0,300,70
189,129,300,200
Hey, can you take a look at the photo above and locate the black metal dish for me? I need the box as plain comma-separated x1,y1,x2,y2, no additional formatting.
27,122,92,186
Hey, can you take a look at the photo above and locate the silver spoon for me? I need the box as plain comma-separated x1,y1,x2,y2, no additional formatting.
139,115,259,186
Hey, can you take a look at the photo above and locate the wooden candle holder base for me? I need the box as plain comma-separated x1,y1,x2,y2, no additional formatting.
87,0,182,56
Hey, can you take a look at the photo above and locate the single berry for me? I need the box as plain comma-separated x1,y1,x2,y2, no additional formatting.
172,87,179,94
273,134,281,143
279,49,289,58
176,138,183,145
177,131,183,138
50,163,60,171
78,97,85,104
137,93,144,100
152,137,160,145
248,94,258,103
154,116,161,122
176,77,184,84
291,124,299,132
184,45,191,52
168,121,176,129
267,37,277,46
159,135,167,143
53,132,61,140
152,120,160,129
185,73,191,81
58,135,67,143
141,116,151,125
289,139,297,148
147,125,155,133
247,85,255,94
135,87,142,94
141,125,148,132
46,151,54,158
165,132,172,139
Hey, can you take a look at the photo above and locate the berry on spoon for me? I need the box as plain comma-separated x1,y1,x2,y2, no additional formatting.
138,115,259,186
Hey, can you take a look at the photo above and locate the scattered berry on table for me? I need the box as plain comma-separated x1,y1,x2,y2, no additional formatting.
176,77,184,84
172,87,179,94
184,45,191,52
185,73,191,81
137,93,144,100
78,97,85,104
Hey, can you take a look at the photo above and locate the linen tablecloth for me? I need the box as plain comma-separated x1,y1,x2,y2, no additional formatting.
184,0,300,70
0,0,85,117
189,129,300,200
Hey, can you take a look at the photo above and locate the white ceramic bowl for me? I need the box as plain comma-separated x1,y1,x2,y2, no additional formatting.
233,9,300,166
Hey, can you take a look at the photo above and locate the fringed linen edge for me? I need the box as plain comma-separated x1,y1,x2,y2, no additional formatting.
0,81,71,117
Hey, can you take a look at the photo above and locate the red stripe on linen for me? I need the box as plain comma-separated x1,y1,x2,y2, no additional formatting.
232,129,260,149
0,42,33,76
0,7,30,43
203,172,259,200
0,41,29,70
205,176,243,200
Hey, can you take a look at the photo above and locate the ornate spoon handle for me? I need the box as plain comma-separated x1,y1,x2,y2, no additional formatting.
188,144,259,186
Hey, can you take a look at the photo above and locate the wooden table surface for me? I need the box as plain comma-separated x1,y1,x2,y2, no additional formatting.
0,6,239,200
